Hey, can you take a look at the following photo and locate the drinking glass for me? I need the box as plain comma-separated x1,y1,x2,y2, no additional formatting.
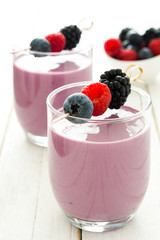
47,81,151,232
13,42,92,147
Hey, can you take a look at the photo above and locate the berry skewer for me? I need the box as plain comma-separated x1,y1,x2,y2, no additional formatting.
10,18,93,54
52,65,143,124
52,82,111,124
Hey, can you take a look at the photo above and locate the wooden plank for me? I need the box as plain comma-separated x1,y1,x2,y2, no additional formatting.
0,111,43,240
0,52,13,149
32,148,81,240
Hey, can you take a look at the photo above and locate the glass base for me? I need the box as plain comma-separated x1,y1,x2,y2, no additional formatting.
25,132,48,147
66,214,134,232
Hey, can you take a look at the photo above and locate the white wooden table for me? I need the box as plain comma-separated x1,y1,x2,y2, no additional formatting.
1,1,160,239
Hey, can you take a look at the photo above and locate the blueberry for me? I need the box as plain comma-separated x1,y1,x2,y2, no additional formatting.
63,93,93,124
126,30,143,46
126,44,139,51
122,40,130,48
122,40,138,51
30,38,51,53
138,47,153,59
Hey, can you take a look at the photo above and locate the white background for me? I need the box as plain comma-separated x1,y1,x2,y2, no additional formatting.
1,0,160,86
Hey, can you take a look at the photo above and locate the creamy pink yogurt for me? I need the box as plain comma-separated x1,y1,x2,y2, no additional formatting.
48,106,150,221
13,54,92,136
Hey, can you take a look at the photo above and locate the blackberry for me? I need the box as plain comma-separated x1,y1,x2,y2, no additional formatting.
99,69,131,109
119,28,132,41
60,25,81,50
142,28,158,45
156,28,160,37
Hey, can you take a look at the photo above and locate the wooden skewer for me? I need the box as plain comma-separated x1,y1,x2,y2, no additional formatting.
52,113,70,124
10,18,93,55
77,18,94,31
52,64,144,124
125,64,143,83
10,46,32,54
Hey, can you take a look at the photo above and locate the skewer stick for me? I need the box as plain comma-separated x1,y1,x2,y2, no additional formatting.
10,18,93,55
77,18,94,31
125,64,143,83
10,46,31,54
52,64,143,124
52,113,70,124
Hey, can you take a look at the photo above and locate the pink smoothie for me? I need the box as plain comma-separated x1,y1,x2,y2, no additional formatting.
13,54,92,136
48,106,150,221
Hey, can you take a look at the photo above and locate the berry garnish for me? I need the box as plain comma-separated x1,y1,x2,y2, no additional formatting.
99,68,131,109
139,47,153,59
104,27,160,60
30,38,51,53
81,82,111,116
122,40,139,51
60,25,82,50
125,29,143,47
104,38,122,57
63,93,93,124
45,33,66,52
142,28,158,45
149,38,160,56
117,49,139,61
119,28,132,41
11,19,94,55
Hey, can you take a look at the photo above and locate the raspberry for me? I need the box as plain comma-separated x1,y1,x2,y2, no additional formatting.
81,82,111,116
104,38,122,57
149,38,160,55
99,69,131,109
45,33,66,52
60,25,81,50
117,49,139,61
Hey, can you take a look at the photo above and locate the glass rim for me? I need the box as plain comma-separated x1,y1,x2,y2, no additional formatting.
46,81,152,124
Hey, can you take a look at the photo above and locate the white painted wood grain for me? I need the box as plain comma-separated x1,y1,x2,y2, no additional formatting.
0,51,13,149
0,111,43,240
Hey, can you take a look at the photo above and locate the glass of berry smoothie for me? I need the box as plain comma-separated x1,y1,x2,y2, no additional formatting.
46,79,152,232
13,31,93,147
